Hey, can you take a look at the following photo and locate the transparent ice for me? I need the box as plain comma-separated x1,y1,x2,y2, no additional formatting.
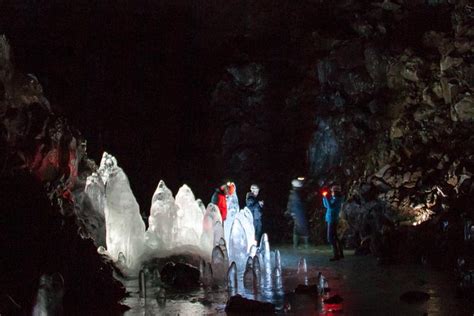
102,153,145,271
228,218,249,273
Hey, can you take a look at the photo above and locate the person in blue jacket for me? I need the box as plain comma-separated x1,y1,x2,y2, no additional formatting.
286,179,309,248
246,184,264,244
323,185,344,261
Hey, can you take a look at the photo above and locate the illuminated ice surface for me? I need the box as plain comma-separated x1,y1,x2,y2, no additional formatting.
84,172,105,216
175,184,204,248
235,207,255,252
101,153,145,271
228,218,248,273
224,185,240,245
145,180,177,251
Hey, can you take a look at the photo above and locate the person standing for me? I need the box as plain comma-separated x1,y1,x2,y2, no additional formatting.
323,185,344,261
246,184,264,243
286,179,309,249
211,184,228,221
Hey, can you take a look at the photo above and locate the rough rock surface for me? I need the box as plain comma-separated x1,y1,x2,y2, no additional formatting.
0,36,126,314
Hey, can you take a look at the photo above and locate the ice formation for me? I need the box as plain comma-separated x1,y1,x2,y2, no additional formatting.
228,218,249,273
211,245,227,283
146,180,178,251
84,172,105,216
227,262,238,289
101,152,145,271
235,207,255,252
224,184,240,244
175,184,204,247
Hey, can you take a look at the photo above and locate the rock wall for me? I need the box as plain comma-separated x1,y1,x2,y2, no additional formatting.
0,36,125,314
210,0,474,263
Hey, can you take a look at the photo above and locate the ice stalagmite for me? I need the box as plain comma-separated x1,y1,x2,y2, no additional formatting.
212,207,224,247
101,153,145,271
252,255,261,287
146,180,178,251
201,205,216,256
275,249,282,272
211,245,227,283
224,184,240,245
200,260,213,287
259,233,271,274
273,267,282,289
227,262,238,289
297,257,307,274
85,172,105,216
175,184,204,248
229,218,248,273
235,207,255,252
297,257,308,285
243,265,255,290
196,199,206,215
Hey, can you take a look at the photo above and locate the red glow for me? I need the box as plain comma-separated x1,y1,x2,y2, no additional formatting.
322,191,328,197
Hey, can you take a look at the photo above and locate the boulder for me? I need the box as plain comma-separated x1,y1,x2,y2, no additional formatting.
225,294,275,314
451,95,474,122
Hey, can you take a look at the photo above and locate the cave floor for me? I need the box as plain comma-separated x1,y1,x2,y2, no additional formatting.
122,245,474,315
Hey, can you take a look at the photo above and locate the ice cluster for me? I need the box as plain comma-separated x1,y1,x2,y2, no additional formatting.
86,152,256,274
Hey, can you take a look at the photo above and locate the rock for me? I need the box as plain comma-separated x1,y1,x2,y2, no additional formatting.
401,57,424,82
400,291,430,303
451,95,474,122
317,58,338,85
226,63,266,91
440,77,459,105
339,71,375,96
365,46,389,85
225,294,275,314
332,40,364,70
160,262,200,289
440,56,463,72
375,164,391,178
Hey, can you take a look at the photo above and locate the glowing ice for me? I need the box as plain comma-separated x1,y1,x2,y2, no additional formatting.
297,257,307,274
252,255,261,287
146,180,178,250
259,233,271,273
228,218,249,273
275,249,282,272
224,184,240,244
85,172,105,216
175,184,203,247
102,153,145,270
236,207,255,252
227,262,238,289
211,245,227,283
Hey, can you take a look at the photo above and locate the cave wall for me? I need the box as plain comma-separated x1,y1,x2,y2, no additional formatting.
0,0,473,267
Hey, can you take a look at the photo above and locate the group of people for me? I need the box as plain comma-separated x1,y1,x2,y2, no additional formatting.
210,178,345,262
286,178,344,261
210,182,264,243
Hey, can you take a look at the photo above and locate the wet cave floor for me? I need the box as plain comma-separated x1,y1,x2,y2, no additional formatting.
122,245,474,315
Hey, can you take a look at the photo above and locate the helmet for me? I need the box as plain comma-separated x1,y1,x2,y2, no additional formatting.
291,179,303,188
331,185,341,192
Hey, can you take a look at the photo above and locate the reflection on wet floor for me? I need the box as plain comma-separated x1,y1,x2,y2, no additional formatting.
123,245,474,315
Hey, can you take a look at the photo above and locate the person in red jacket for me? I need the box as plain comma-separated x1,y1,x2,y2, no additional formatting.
211,184,228,221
